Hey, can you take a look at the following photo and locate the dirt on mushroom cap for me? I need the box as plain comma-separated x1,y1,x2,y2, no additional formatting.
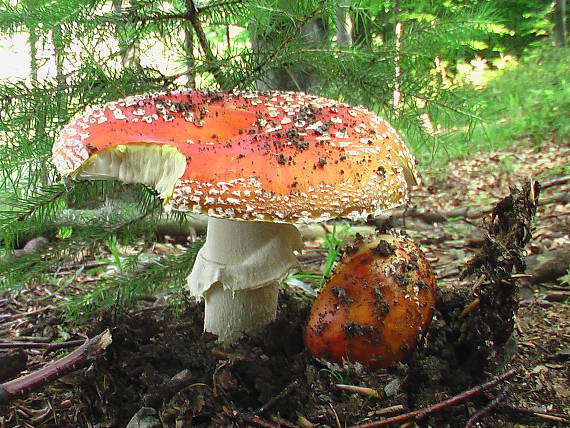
53,90,418,223
305,232,437,369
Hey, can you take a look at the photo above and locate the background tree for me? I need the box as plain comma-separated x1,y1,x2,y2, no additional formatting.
554,0,568,47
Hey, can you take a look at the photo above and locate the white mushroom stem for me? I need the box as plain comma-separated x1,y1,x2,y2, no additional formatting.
201,281,280,343
186,217,303,343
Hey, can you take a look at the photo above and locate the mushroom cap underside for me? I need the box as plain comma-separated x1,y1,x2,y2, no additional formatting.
53,90,419,222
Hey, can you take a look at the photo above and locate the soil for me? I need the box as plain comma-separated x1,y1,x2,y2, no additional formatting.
1,137,569,427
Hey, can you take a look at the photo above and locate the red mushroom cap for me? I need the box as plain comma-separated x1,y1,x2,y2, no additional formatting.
53,90,418,222
305,232,436,369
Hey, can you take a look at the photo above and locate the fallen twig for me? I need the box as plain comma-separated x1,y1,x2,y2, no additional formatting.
0,330,112,404
336,383,380,398
143,369,204,408
352,368,518,428
231,410,281,428
524,246,570,285
464,387,509,427
502,404,570,424
0,306,52,323
371,405,406,417
271,415,298,427
256,380,299,414
0,339,85,351
376,179,565,226
540,174,570,190
12,237,49,258
0,336,52,343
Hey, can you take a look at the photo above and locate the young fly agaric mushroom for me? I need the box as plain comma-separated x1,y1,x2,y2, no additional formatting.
305,232,436,369
52,89,419,343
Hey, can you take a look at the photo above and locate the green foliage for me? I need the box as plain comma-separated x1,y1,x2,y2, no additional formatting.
319,367,347,384
105,235,124,272
351,0,557,57
319,224,351,285
483,47,570,143
286,223,356,294
61,241,203,322
437,45,570,162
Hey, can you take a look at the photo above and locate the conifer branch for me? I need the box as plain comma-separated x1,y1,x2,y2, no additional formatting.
186,0,226,88
0,184,67,234
197,0,244,14
120,0,244,22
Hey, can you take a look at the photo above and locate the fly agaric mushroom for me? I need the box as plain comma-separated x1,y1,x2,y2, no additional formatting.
305,232,436,369
52,89,419,343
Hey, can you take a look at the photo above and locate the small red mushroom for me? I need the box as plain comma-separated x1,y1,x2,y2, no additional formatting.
305,232,436,369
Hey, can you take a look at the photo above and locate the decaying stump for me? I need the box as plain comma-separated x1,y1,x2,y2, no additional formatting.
409,180,540,404
460,180,540,347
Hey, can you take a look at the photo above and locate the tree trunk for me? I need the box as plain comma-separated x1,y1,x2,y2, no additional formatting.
52,24,67,110
335,2,352,46
251,16,327,92
252,1,351,93
553,0,567,47
392,0,402,109
352,10,372,47
184,0,196,87
27,25,39,82
113,0,138,67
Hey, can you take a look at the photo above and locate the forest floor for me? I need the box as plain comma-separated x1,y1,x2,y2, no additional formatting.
1,136,569,427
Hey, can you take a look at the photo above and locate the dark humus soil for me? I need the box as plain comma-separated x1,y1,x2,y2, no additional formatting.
1,139,569,427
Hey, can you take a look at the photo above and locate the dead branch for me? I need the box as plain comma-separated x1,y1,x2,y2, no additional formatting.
0,305,52,323
0,339,85,351
540,174,570,190
12,237,48,258
230,410,281,428
142,369,200,408
370,175,568,226
377,189,566,226
352,368,518,428
256,380,300,414
464,387,509,427
0,330,112,404
501,404,570,425
524,246,570,285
